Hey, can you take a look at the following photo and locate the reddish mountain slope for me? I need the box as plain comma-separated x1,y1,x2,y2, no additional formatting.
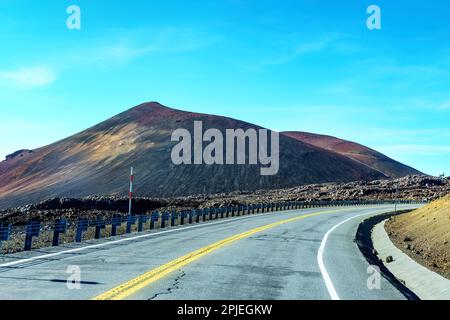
0,102,393,209
283,131,421,178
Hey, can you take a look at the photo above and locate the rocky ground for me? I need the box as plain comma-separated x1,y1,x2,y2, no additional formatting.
1,174,448,226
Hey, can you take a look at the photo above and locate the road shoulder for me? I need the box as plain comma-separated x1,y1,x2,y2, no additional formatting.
372,220,450,300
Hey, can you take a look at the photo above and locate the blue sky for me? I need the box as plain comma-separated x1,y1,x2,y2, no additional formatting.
0,0,449,176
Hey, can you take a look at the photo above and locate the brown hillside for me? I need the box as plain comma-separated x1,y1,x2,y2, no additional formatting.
386,194,450,279
283,131,421,178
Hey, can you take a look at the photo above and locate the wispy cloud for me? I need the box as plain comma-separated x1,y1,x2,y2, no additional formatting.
248,33,357,70
70,27,216,66
0,66,57,87
0,26,214,88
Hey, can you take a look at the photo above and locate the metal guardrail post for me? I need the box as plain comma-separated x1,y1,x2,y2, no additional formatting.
138,215,148,232
24,221,40,251
52,219,67,247
180,211,186,225
195,209,201,223
189,210,194,224
161,212,170,229
111,216,122,236
202,208,207,221
126,215,136,234
75,219,89,243
207,208,212,221
172,211,179,227
0,224,11,251
92,218,106,240
150,212,159,230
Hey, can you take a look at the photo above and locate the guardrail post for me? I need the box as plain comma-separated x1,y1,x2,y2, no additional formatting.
126,215,136,234
111,216,122,236
202,208,207,221
52,219,67,247
138,215,148,232
150,212,159,230
170,211,177,227
75,219,88,243
0,223,11,251
180,211,186,225
161,212,169,229
93,218,106,240
195,210,200,223
24,221,40,251
207,208,212,221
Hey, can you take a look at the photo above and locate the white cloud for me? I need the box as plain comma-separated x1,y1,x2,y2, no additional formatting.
0,66,57,87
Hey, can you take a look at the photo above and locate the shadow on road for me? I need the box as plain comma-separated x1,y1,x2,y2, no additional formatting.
355,211,420,301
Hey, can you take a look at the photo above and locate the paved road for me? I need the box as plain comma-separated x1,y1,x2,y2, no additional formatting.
0,204,420,300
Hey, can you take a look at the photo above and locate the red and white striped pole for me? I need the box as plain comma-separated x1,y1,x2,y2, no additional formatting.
128,167,134,216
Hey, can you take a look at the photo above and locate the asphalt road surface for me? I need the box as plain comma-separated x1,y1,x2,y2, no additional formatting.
0,204,420,300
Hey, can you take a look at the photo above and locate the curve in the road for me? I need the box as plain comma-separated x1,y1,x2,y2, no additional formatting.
94,208,350,300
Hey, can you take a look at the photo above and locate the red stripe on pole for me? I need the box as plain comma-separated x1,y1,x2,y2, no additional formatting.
129,191,133,198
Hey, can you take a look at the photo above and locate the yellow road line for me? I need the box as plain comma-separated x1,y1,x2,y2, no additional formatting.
93,207,353,300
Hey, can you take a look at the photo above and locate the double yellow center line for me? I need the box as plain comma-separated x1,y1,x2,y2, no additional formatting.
93,208,349,300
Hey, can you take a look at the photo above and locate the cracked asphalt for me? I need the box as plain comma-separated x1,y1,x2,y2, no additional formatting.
0,204,419,300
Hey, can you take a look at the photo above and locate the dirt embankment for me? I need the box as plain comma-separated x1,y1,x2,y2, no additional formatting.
385,194,450,280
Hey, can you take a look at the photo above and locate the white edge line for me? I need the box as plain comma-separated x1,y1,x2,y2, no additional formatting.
0,208,329,268
317,209,395,300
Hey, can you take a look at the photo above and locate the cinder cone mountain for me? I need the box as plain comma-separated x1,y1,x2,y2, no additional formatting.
0,102,419,209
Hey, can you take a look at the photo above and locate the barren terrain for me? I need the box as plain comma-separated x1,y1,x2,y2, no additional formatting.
1,174,447,226
386,194,450,279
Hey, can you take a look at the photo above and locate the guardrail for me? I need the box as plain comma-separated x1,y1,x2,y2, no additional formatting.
0,200,424,254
